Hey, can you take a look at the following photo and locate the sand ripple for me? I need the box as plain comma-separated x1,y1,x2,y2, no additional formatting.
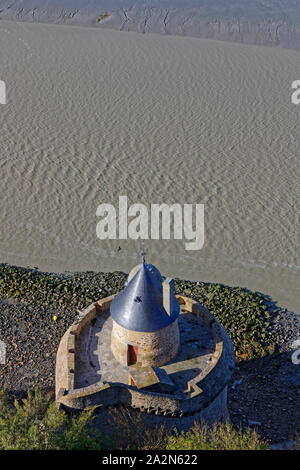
0,21,299,312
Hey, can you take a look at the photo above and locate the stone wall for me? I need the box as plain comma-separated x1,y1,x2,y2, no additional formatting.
81,386,229,436
56,293,235,431
111,319,180,367
55,295,116,399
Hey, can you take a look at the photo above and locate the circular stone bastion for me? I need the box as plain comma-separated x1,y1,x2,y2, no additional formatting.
55,294,235,432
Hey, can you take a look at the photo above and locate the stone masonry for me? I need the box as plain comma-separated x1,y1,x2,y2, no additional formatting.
55,294,235,429
111,319,180,367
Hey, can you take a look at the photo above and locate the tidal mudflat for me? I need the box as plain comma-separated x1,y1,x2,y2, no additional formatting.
0,20,299,312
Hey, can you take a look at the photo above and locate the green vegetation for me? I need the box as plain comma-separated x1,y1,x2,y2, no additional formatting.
166,422,270,450
0,388,102,450
108,405,270,450
0,389,269,450
0,263,125,313
0,263,276,360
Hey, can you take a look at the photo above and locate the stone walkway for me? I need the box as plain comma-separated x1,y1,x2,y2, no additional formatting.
75,309,215,395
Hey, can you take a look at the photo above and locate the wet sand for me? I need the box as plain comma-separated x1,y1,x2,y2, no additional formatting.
1,1,300,51
0,20,299,313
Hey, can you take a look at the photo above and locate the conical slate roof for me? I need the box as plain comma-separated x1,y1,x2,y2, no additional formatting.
110,263,179,332
127,263,163,287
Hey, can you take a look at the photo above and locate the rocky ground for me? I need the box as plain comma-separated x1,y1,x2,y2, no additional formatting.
228,353,299,446
0,296,76,393
228,305,300,446
0,264,299,446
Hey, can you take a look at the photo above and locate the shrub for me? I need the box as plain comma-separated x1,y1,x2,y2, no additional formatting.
0,388,102,450
109,407,269,450
166,421,270,450
109,406,168,450
0,389,270,450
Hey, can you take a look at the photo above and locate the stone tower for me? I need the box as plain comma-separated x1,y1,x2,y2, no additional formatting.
55,255,235,429
110,260,180,367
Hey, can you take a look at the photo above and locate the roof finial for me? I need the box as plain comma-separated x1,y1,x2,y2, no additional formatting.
141,243,146,265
